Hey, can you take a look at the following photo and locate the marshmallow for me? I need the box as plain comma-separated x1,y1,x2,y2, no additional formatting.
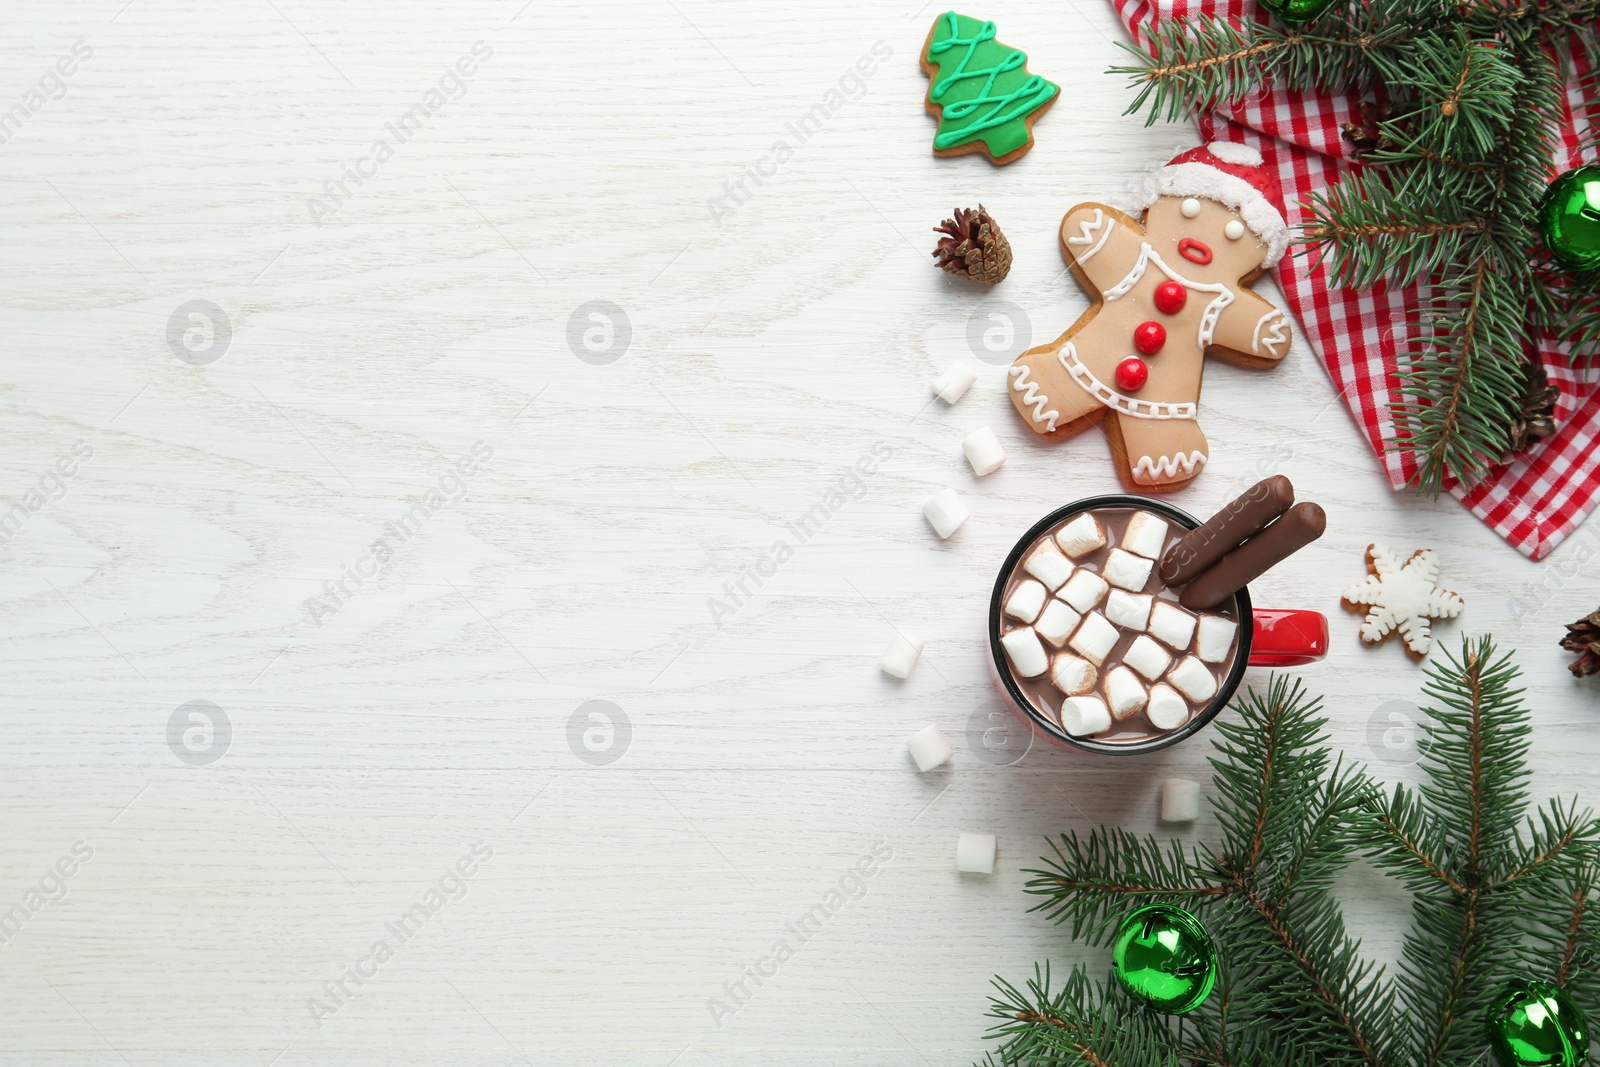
1050,652,1097,696
1103,548,1154,592
880,633,924,679
956,832,997,874
1149,601,1196,652
906,725,952,772
923,488,969,539
1196,615,1239,663
1147,684,1190,730
1069,611,1119,666
963,427,1006,477
1103,666,1148,720
1056,514,1106,557
1060,695,1112,737
1004,580,1048,624
1122,512,1169,559
1034,599,1082,648
1168,657,1218,703
1059,569,1109,613
933,361,979,404
1124,635,1171,681
1105,590,1152,631
1000,627,1049,678
1159,778,1202,823
1022,542,1074,591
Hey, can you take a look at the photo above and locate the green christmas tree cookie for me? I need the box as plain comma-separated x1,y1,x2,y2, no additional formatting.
919,11,1059,165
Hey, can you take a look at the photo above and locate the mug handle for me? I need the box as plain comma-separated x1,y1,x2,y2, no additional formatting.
1248,609,1328,667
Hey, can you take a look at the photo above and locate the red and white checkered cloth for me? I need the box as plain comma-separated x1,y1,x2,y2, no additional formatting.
1113,0,1600,559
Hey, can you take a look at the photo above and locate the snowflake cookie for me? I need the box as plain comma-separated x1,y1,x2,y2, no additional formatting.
1341,544,1464,659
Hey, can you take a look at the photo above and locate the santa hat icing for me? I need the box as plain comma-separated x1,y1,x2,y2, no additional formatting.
1139,141,1289,268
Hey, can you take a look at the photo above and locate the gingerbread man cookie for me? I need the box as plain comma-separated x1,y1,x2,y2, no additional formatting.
1006,142,1294,490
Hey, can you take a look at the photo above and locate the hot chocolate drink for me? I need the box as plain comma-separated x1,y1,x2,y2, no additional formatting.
996,505,1242,744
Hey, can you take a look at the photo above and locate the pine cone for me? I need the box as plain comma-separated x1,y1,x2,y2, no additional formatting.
1561,609,1600,677
1504,363,1560,459
933,205,1011,285
1341,100,1392,156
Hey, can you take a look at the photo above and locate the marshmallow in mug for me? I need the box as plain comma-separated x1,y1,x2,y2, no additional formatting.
996,505,1242,744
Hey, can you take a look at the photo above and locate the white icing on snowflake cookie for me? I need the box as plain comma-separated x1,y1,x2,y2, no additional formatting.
1341,544,1464,658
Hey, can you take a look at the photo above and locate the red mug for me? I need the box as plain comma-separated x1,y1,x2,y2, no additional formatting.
988,494,1327,755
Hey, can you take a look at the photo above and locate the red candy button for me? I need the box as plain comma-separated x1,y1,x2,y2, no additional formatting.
1153,281,1186,315
1134,321,1166,355
1115,357,1148,392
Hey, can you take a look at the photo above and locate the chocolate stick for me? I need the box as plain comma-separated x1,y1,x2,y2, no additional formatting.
1160,475,1295,585
1179,502,1327,611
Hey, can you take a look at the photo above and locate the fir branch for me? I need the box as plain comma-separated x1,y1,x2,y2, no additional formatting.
1381,33,1519,158
1109,0,1589,492
1026,830,1228,944
1551,875,1600,1014
1529,254,1600,358
1410,891,1492,1066
987,641,1600,1066
1206,676,1333,877
1365,787,1468,894
1496,796,1599,890
1517,868,1600,1025
982,965,1180,1067
1555,881,1590,984
1114,2,1457,127
1372,144,1498,177
1391,38,1554,491
1204,680,1396,1067
1221,881,1391,1067
1492,0,1600,42
1113,19,1296,124
1365,636,1534,1065
1263,760,1375,903
1413,636,1531,876
1392,258,1527,493
1302,170,1489,290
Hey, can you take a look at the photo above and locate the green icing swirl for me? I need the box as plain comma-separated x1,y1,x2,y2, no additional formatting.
926,11,1058,157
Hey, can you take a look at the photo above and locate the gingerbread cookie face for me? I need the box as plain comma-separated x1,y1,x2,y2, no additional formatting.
1008,142,1294,490
920,12,1059,165
1143,197,1272,289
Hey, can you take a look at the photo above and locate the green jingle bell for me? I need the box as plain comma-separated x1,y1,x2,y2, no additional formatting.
1538,165,1600,271
1256,0,1341,24
1110,904,1218,1014
1487,978,1589,1067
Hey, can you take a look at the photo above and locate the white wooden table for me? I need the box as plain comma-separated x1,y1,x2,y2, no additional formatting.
3,1,1596,1063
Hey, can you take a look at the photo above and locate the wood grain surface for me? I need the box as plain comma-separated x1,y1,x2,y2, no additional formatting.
2,1,1597,1063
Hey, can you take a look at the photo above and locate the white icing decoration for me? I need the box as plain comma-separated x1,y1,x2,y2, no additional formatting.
1180,197,1202,218
1131,450,1207,484
1225,219,1246,240
1205,141,1263,167
1101,244,1235,353
1342,544,1464,656
1197,294,1227,348
1065,208,1113,263
1008,363,1060,432
1065,209,1102,245
1058,342,1196,420
1251,310,1288,357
